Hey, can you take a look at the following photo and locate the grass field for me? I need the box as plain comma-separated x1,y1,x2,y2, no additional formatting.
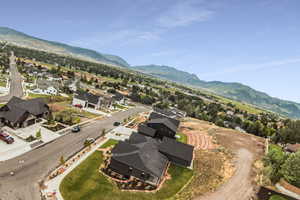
269,195,288,200
100,139,118,148
60,150,193,200
0,80,6,87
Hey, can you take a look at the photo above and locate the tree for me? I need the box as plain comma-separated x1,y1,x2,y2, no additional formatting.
281,151,300,187
263,144,287,183
84,140,92,149
60,155,65,165
101,129,106,136
36,129,42,139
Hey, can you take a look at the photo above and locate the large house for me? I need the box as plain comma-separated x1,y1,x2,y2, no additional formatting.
108,133,194,186
146,112,180,139
72,91,113,110
32,79,60,95
0,97,50,129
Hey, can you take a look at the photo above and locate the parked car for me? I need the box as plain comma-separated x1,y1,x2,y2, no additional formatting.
85,137,95,143
71,125,81,133
74,104,83,109
0,132,15,144
113,122,121,126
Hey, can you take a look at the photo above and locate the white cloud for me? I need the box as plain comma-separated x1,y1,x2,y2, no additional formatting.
201,58,300,78
157,0,214,28
70,29,161,48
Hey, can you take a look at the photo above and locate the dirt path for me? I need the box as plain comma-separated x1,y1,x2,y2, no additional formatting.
195,148,254,200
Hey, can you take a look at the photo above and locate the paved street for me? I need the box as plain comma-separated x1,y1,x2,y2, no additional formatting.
0,106,148,200
0,52,23,102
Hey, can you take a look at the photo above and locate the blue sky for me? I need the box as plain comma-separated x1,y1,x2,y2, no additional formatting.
1,0,300,102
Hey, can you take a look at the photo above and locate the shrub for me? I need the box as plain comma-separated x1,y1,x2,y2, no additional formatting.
281,151,300,187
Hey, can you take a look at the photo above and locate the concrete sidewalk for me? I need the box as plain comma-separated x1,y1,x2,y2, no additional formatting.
42,137,109,200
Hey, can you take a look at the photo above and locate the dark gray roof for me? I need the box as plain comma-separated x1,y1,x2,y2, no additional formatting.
147,118,179,133
149,112,180,128
37,79,60,90
111,134,169,178
112,92,124,101
0,97,49,123
159,137,194,165
75,91,100,104
138,124,156,137
153,107,175,117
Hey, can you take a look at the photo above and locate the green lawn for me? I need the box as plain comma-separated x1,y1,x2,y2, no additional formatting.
0,80,6,87
101,139,119,148
176,133,187,144
60,151,193,200
269,195,288,200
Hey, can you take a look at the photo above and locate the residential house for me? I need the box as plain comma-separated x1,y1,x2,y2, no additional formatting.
109,134,169,186
72,91,113,110
158,137,194,167
108,133,194,186
285,143,300,153
112,92,126,105
147,112,180,139
33,79,60,95
147,118,179,139
0,96,50,129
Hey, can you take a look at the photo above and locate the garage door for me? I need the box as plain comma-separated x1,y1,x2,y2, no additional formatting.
87,103,95,109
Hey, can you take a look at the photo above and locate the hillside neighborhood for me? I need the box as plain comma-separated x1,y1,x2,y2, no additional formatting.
0,42,299,200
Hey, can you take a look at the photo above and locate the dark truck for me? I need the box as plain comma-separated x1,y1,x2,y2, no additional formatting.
0,132,15,144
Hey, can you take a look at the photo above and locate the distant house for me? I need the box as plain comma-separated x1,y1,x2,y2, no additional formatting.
112,92,126,105
153,107,187,119
108,133,194,186
47,75,62,81
67,80,78,92
285,143,300,153
33,79,60,95
72,91,113,110
0,96,50,129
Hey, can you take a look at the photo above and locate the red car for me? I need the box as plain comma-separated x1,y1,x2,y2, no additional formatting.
74,104,83,109
0,132,14,144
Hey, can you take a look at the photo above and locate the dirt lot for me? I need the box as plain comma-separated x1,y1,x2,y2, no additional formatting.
179,118,265,200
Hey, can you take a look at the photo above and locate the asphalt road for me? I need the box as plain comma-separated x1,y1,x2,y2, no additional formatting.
0,52,23,102
0,106,148,200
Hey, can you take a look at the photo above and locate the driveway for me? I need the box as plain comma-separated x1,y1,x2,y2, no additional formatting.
195,148,255,200
0,106,148,200
0,52,23,102
0,136,31,161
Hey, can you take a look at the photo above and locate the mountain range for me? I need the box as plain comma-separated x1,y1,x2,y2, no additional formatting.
1,27,300,118
0,27,129,67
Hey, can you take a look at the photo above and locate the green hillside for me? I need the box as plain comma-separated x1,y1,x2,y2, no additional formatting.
0,27,130,67
133,65,300,118
1,26,299,118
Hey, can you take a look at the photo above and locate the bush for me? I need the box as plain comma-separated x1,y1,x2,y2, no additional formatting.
263,144,287,183
281,151,300,187
26,135,36,142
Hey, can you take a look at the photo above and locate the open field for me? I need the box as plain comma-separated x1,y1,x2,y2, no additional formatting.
177,118,265,200
60,150,193,200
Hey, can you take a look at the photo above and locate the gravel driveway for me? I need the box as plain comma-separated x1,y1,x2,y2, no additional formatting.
196,148,255,200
